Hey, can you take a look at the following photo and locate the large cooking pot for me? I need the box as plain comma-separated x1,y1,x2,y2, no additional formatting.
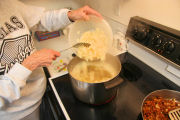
67,53,123,105
141,89,180,120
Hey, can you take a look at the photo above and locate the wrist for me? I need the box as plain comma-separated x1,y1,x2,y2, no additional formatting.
67,11,74,22
22,58,37,71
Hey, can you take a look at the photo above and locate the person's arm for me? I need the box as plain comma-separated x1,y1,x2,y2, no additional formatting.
22,49,60,71
40,6,103,32
0,63,32,109
68,5,103,21
40,9,72,32
0,48,60,109
16,0,102,31
15,0,71,31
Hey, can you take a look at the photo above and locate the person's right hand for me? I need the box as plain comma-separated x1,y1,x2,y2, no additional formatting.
22,49,60,71
68,5,103,21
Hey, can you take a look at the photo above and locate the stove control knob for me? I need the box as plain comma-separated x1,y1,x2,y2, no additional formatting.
152,34,162,47
176,55,180,62
164,41,175,54
133,26,149,42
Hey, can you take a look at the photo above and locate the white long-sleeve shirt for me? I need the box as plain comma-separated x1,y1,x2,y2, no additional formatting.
0,0,72,119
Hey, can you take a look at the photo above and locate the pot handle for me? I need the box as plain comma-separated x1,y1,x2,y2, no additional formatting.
104,76,124,89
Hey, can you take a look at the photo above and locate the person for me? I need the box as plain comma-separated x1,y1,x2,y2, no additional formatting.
0,0,102,120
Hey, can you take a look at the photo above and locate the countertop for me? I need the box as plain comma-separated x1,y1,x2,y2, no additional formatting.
33,33,70,51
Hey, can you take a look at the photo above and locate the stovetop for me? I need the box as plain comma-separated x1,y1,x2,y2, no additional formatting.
50,53,180,120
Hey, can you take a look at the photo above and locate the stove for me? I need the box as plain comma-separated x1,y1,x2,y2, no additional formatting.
44,16,180,120
126,16,180,68
48,53,180,120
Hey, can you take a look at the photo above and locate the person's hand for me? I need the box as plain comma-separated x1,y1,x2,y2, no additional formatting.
68,5,103,21
22,49,60,71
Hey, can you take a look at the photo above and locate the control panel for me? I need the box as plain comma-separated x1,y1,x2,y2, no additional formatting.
125,16,180,67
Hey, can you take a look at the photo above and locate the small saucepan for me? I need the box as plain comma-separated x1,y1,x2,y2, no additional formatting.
67,53,123,105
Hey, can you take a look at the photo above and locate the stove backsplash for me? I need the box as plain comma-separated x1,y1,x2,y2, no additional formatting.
126,17,180,86
128,40,180,86
103,16,180,87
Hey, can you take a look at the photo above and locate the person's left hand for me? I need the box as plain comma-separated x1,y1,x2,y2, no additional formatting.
68,5,103,21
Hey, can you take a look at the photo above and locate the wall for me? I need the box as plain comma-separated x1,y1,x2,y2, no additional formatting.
81,0,180,31
21,0,180,31
20,0,83,10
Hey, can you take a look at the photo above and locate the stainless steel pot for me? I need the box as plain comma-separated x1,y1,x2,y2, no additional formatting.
67,53,123,104
141,89,180,119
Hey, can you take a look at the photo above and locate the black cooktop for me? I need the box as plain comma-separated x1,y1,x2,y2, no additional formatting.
51,53,180,120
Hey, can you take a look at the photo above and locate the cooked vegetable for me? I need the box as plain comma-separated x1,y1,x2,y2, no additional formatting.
143,96,180,120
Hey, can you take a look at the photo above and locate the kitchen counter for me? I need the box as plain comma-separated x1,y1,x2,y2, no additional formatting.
33,32,70,51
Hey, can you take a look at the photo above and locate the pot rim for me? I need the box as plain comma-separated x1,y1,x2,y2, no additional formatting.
67,54,121,84
69,70,121,84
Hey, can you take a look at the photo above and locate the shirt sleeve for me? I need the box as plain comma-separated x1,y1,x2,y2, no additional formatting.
40,9,72,31
14,0,72,31
0,63,32,109
15,0,45,28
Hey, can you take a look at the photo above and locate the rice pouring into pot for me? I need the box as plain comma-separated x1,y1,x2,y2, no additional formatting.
71,27,115,83
69,17,116,83
76,28,108,62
